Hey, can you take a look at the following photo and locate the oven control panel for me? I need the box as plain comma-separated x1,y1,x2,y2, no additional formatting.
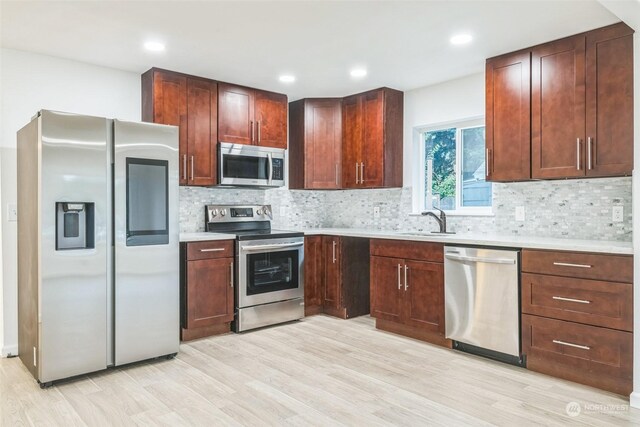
205,204,273,223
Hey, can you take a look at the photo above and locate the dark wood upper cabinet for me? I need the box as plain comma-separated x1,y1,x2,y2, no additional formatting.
341,88,403,189
489,22,633,182
289,98,342,189
142,69,217,186
485,51,531,181
255,91,288,149
585,24,634,177
218,83,287,148
341,95,361,189
217,83,254,145
142,69,188,185
531,34,586,179
187,78,217,186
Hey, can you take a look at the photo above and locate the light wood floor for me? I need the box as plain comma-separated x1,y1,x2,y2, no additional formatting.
2,315,639,426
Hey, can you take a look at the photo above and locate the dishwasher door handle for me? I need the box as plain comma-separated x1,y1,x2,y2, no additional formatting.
445,253,516,265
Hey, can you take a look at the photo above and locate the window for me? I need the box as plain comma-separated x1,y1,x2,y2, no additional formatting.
416,119,492,214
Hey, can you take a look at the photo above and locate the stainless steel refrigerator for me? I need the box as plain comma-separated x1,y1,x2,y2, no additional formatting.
17,110,179,386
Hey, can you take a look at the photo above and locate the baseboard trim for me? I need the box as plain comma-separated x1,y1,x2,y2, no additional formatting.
630,391,640,408
2,344,19,358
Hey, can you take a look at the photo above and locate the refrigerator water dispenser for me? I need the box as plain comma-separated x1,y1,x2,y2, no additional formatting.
56,202,94,250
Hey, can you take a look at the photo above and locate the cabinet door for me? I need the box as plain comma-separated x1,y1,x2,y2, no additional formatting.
186,257,234,329
585,24,634,177
485,52,531,181
218,83,254,145
255,90,288,149
305,99,342,189
361,90,384,187
150,71,188,185
341,95,361,188
370,256,404,322
403,260,444,334
187,78,217,186
304,236,324,313
322,236,341,310
531,35,586,179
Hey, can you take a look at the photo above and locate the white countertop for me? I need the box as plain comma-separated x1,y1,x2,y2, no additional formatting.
180,232,236,242
180,228,632,255
301,228,633,255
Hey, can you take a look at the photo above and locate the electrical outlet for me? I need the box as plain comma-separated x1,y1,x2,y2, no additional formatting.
279,206,287,217
373,207,381,219
515,206,525,222
7,204,17,222
612,206,624,223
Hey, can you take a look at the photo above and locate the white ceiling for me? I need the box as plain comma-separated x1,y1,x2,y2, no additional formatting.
0,1,620,100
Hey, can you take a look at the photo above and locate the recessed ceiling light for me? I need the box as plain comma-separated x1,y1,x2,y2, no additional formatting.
450,33,473,45
144,41,165,52
279,75,296,83
350,68,367,78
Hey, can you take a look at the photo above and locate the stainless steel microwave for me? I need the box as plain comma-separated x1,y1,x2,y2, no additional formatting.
219,142,285,187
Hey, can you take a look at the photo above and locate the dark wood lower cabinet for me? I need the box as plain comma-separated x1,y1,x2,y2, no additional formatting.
181,241,235,341
304,236,370,319
522,314,632,395
369,240,450,347
304,236,324,316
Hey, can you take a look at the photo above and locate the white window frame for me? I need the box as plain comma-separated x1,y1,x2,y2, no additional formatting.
412,117,493,216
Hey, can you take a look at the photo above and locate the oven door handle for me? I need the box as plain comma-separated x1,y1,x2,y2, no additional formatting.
241,242,304,252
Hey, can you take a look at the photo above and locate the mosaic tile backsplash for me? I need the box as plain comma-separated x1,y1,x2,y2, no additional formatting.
179,176,632,242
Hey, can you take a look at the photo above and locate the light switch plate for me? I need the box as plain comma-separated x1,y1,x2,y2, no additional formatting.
515,206,525,222
373,207,381,219
612,206,624,223
7,204,17,222
279,206,287,217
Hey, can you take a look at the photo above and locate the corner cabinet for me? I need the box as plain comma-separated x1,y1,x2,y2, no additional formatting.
342,88,403,188
289,99,342,189
303,236,370,319
486,22,633,182
370,239,450,347
142,69,217,186
180,240,235,341
218,83,287,149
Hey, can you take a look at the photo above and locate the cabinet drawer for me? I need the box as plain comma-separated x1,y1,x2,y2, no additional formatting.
522,249,632,283
370,239,443,262
187,240,234,260
522,314,632,395
522,273,632,331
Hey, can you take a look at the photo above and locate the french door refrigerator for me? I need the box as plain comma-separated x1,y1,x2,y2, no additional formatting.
17,110,179,386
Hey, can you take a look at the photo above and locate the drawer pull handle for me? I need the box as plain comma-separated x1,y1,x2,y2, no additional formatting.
200,248,226,252
553,262,592,269
553,340,590,350
552,296,590,304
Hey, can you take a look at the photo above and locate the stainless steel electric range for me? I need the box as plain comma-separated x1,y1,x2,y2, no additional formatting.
205,205,304,332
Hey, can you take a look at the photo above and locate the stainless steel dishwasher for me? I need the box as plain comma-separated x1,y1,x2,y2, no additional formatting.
444,246,524,366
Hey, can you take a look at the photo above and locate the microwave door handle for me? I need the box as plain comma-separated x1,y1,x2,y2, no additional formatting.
268,152,273,185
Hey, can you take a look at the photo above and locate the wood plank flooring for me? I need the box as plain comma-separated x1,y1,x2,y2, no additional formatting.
2,315,639,426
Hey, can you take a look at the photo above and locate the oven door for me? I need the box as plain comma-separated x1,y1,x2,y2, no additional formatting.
219,142,285,187
237,237,304,307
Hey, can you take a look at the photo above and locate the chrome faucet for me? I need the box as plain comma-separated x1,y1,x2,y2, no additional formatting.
421,207,450,234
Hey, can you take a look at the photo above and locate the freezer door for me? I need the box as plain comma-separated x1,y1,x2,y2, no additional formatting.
39,110,109,382
113,119,179,365
444,246,520,357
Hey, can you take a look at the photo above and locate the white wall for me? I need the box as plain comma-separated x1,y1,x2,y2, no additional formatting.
0,48,140,355
402,73,485,187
